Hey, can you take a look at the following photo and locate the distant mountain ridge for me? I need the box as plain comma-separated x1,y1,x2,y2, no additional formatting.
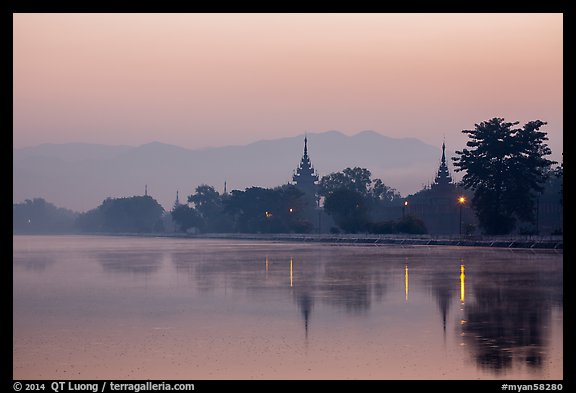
13,130,451,212
14,143,134,162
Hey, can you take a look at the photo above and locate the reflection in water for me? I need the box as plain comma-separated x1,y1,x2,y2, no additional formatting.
295,291,314,341
461,264,561,374
322,268,370,313
289,256,315,341
319,257,389,314
290,255,322,343
168,244,561,377
427,263,457,336
97,251,162,275
13,253,57,272
460,264,465,304
405,262,409,302
174,250,390,317
13,237,563,380
290,257,293,288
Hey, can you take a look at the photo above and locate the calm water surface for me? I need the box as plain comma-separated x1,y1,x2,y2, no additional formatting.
13,235,563,380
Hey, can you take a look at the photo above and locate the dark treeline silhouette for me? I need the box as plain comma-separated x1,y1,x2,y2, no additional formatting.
319,167,426,234
13,117,562,236
172,184,314,234
13,195,166,234
13,198,78,234
168,168,425,235
518,169,563,235
76,195,165,233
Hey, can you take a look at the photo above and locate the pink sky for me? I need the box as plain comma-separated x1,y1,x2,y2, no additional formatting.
13,13,563,161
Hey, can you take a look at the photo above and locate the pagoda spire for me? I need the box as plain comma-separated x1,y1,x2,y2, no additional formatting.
291,134,321,226
432,140,453,188
173,190,181,210
292,135,318,187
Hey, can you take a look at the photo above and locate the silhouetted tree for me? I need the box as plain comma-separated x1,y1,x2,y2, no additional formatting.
453,118,555,235
75,208,103,231
171,204,204,233
189,185,221,219
366,220,396,234
366,216,427,234
554,157,563,206
187,184,233,232
370,178,402,204
319,167,373,196
319,167,401,232
323,188,369,233
224,187,275,233
13,198,78,233
76,195,164,233
518,166,563,235
223,185,311,233
395,215,427,234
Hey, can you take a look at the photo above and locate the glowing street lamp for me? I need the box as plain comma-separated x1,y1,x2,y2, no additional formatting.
458,196,466,235
402,200,408,220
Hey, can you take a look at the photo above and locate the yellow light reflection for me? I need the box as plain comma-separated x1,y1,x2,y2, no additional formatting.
460,264,465,304
265,255,269,272
405,263,409,301
290,257,293,288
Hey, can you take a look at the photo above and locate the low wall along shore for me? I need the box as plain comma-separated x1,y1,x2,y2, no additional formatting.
106,232,563,250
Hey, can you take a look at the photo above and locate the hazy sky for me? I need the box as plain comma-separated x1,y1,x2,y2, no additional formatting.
13,13,563,161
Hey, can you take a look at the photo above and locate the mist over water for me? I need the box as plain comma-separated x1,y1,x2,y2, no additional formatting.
13,235,563,380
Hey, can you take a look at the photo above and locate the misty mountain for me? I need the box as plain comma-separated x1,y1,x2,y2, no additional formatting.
13,130,452,212
14,143,133,162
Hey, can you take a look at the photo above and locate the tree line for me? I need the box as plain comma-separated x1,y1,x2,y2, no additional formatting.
13,117,563,236
170,168,425,235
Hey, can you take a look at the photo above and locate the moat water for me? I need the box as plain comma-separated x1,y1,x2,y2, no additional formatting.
13,235,563,380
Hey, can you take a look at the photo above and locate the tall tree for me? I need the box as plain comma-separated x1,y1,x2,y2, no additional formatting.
319,167,401,232
186,184,234,232
453,118,555,235
319,167,373,197
171,204,204,233
319,167,400,204
370,178,402,204
188,185,221,219
76,195,165,233
323,188,369,233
